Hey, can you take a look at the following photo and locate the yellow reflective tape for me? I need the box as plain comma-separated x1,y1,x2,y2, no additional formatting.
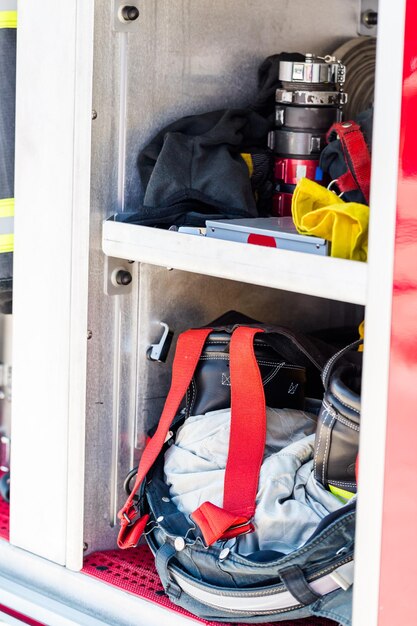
0,234,13,253
358,320,364,352
329,485,355,502
240,153,254,178
0,10,17,28
0,198,14,219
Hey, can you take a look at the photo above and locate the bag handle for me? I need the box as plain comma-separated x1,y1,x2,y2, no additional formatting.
326,121,371,205
117,328,212,549
321,338,363,390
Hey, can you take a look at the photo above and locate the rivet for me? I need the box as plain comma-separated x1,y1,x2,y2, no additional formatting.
162,496,170,503
156,515,164,523
219,548,230,561
174,537,186,552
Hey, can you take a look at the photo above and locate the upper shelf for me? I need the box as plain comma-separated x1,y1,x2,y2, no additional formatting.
102,220,368,305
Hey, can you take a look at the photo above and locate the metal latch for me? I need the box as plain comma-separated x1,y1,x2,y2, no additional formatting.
147,323,174,362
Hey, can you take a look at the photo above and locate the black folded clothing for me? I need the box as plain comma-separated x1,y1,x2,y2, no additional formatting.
123,53,303,227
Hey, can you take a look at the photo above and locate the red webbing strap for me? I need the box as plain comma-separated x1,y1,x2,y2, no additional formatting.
225,327,266,516
327,121,371,204
192,327,266,545
117,327,212,549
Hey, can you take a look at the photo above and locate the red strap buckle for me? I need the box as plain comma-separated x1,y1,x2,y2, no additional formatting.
191,502,254,547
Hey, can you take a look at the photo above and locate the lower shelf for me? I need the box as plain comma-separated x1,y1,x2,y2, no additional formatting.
83,545,336,626
0,499,338,626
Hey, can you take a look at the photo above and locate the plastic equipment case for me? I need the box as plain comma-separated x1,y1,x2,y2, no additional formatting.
1,1,417,625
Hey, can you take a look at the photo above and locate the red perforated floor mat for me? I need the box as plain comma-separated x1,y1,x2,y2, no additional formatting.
83,545,336,626
0,491,9,540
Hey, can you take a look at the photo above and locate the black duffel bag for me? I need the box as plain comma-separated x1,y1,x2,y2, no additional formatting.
313,340,362,494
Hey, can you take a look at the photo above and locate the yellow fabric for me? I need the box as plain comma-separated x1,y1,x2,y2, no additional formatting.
0,198,14,218
358,320,364,352
0,10,17,28
292,178,369,261
0,234,13,253
329,485,355,502
240,153,254,178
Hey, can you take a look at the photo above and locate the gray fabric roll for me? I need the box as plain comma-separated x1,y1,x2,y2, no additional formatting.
164,407,343,556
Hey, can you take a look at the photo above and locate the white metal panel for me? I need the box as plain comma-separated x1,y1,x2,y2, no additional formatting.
11,0,94,565
352,0,406,624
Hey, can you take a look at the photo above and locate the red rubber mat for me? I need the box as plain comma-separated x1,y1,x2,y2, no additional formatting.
0,497,9,541
83,545,336,626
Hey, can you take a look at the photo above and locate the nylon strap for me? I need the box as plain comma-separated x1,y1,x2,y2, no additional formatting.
192,327,266,545
326,121,371,204
117,327,212,549
225,327,266,516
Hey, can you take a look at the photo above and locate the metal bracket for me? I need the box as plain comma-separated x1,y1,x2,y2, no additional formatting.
113,0,141,33
358,0,378,36
147,323,174,363
104,256,134,296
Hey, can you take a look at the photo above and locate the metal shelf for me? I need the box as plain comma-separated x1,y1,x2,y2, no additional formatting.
103,220,368,305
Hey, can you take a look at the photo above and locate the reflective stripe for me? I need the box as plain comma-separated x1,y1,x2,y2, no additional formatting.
0,200,14,252
329,485,355,501
0,217,14,235
0,10,17,28
171,560,354,614
0,234,13,253
0,1,17,10
0,198,14,218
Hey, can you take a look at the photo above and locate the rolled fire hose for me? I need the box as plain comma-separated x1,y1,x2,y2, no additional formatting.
333,36,376,120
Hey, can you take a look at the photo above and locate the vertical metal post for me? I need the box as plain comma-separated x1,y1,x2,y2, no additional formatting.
377,1,417,623
10,0,94,567
352,0,406,624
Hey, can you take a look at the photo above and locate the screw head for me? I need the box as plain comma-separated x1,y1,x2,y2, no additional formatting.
121,5,139,21
362,10,378,27
116,269,132,286
92,110,97,120
87,330,93,340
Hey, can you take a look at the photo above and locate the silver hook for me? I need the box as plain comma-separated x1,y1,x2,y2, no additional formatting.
143,515,164,536
327,179,345,198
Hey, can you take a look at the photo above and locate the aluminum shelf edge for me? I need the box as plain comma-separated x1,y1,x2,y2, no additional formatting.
0,540,195,626
102,220,368,305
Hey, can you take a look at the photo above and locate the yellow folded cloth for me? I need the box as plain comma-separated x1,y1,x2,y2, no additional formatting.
292,178,369,261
